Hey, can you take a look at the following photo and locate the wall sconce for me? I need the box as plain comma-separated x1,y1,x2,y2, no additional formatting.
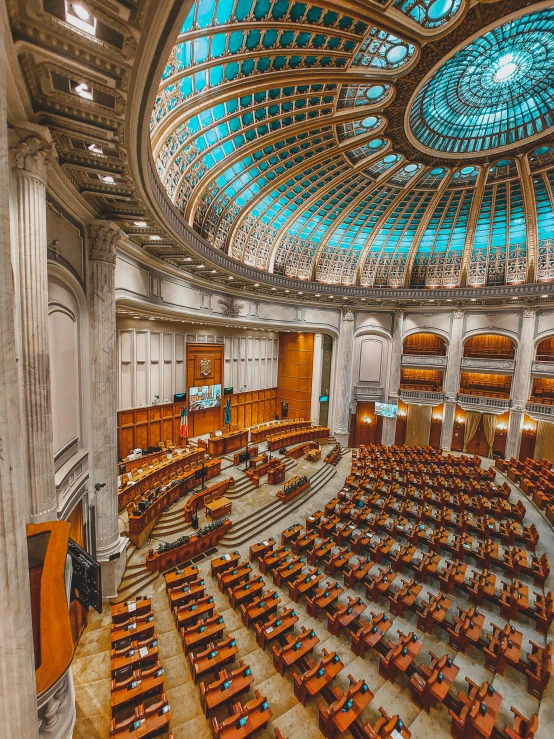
455,417,465,425
432,415,443,422
523,424,536,432
496,423,508,432
397,411,407,419
363,417,372,425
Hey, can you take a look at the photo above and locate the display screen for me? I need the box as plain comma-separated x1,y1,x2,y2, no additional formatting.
319,395,329,402
189,384,221,411
375,402,398,418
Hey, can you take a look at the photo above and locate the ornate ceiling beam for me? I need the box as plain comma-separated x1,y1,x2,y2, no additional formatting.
177,21,362,43
518,153,539,283
459,165,487,286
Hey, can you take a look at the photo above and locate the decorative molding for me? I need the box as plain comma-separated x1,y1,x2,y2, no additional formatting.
453,310,465,319
457,393,511,411
532,361,554,375
88,221,121,265
523,308,536,318
460,357,515,372
401,355,447,367
527,402,554,419
218,298,244,318
342,308,355,322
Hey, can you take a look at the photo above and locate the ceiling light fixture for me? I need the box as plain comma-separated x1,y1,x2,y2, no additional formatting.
149,235,161,240
74,82,93,100
134,221,147,228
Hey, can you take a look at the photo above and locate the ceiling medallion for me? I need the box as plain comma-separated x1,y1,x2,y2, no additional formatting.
407,6,554,157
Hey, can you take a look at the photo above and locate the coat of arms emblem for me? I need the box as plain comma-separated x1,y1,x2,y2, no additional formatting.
200,358,212,377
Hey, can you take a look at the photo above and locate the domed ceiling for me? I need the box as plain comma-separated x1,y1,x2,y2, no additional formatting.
150,0,554,289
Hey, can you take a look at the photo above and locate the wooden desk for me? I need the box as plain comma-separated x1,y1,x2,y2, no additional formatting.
260,546,289,574
293,649,343,706
146,518,231,572
273,557,304,588
251,419,309,443
218,563,252,593
249,538,275,563
255,608,298,649
211,551,241,577
455,681,502,739
127,458,221,546
306,448,321,462
240,591,280,628
111,596,152,624
306,581,343,617
319,677,373,739
119,449,205,510
110,670,165,714
111,617,156,649
267,426,329,452
289,568,324,603
204,429,249,457
281,523,304,547
110,708,170,738
200,661,254,716
182,471,229,522
272,626,320,675
169,580,205,610
111,641,159,677
181,614,226,654
232,445,259,466
189,636,238,682
229,576,265,609
206,496,232,521
165,564,199,591
327,596,366,637
379,632,422,682
175,596,215,629
211,690,272,739
351,611,393,658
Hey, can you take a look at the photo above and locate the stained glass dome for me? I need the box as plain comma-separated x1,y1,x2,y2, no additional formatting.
408,7,554,155
149,1,554,288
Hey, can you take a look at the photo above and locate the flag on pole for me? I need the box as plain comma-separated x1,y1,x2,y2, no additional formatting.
224,398,231,426
179,406,188,438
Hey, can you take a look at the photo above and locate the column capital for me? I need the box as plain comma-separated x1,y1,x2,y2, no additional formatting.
341,308,355,322
453,310,465,319
10,127,55,180
88,221,121,264
394,309,404,319
523,307,536,318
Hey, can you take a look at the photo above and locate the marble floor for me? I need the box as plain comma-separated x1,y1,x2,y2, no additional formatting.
73,448,554,739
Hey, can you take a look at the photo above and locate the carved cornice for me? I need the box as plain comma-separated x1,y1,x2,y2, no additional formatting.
453,310,465,319
342,308,355,322
402,355,448,367
460,357,515,372
88,221,121,265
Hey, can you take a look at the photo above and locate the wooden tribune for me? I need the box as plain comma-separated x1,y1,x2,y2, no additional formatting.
146,519,232,572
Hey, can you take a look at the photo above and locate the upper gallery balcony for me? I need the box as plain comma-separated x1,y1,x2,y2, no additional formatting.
461,334,516,373
401,332,447,369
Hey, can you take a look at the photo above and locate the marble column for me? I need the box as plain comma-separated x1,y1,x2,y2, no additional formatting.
12,129,57,523
310,333,324,425
88,222,127,598
0,31,40,737
506,308,536,459
333,310,355,447
440,310,465,451
382,310,404,446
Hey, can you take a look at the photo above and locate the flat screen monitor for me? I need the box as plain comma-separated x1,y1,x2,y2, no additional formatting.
375,402,398,419
319,395,329,402
189,384,222,411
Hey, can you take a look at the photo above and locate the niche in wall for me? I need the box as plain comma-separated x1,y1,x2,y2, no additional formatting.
48,277,81,462
187,344,223,436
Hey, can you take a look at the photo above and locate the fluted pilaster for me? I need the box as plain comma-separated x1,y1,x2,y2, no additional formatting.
440,310,465,450
12,131,57,523
88,222,127,596
333,309,355,447
506,308,536,459
381,310,403,446
0,37,40,738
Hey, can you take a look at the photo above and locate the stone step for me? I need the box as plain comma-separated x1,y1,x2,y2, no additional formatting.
112,571,159,605
120,566,155,591
220,465,337,546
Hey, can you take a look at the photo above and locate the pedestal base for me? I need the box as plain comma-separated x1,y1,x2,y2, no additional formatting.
98,536,128,599
334,432,349,449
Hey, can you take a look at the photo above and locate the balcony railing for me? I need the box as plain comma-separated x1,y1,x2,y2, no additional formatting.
457,393,510,410
401,355,447,368
527,402,554,417
532,360,554,376
400,390,444,402
461,357,515,373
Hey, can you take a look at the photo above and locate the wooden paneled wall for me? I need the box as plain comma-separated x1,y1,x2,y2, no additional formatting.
117,402,187,459
187,344,223,437
459,372,512,396
349,402,383,448
536,337,554,361
463,334,515,359
277,333,314,420
403,332,446,355
450,407,509,457
400,368,444,391
230,388,277,428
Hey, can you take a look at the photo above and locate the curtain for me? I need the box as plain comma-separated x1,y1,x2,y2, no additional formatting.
405,404,432,447
534,421,554,464
463,412,481,452
482,414,497,458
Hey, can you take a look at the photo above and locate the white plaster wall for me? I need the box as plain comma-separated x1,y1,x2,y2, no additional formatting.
117,325,279,409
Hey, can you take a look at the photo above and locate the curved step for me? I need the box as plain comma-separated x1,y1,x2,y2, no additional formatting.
120,566,156,591
112,571,159,605
220,465,337,546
